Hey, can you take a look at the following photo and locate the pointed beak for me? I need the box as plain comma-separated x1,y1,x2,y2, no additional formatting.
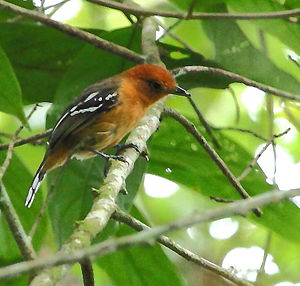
169,86,190,97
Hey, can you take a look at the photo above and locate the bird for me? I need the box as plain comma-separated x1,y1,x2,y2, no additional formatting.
25,64,190,208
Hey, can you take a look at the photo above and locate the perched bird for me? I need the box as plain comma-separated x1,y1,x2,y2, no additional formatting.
25,64,189,208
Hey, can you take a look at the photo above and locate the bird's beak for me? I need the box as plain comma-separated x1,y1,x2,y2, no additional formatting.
169,86,190,97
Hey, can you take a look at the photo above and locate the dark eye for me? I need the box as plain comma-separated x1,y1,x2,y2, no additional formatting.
149,80,163,92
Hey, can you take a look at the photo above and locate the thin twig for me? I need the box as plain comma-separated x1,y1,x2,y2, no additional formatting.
228,86,241,124
80,259,94,286
211,126,267,141
0,105,39,261
186,0,198,18
0,184,36,261
210,196,235,203
112,208,253,286
187,96,221,149
0,132,15,139
288,54,300,69
162,107,262,217
255,231,272,285
0,129,52,151
0,0,143,64
237,128,289,181
43,0,70,11
1,187,300,280
87,0,300,20
172,66,300,101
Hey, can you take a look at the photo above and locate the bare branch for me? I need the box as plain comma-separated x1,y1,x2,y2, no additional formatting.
80,259,94,286
0,129,51,151
0,0,143,63
172,66,300,101
87,0,300,20
187,96,221,149
211,126,267,141
0,184,36,261
162,107,262,217
0,105,39,261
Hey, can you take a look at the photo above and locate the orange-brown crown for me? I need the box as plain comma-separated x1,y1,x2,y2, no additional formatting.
122,64,177,92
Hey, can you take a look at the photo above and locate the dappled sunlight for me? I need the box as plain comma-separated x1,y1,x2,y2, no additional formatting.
274,282,300,286
209,218,239,240
241,86,265,121
222,246,279,282
256,144,300,207
144,173,179,198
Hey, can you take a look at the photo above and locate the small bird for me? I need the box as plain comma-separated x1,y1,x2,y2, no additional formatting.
25,64,189,208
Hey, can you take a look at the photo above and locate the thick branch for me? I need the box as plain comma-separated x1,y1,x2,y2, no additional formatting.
88,0,300,20
0,0,143,63
172,66,300,101
1,187,299,280
162,107,262,217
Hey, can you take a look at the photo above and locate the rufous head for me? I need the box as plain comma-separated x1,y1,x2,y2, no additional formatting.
122,64,189,105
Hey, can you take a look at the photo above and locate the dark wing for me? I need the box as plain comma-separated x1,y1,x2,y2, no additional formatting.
48,83,119,150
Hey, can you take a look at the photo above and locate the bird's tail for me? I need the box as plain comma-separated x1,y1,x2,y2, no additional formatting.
25,163,46,208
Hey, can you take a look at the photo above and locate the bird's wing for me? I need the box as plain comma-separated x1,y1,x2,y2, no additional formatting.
49,84,119,150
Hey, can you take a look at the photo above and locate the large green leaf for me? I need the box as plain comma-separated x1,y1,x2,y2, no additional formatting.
0,23,84,104
227,0,300,56
0,44,25,123
0,0,34,21
201,12,300,94
97,207,184,286
147,118,300,243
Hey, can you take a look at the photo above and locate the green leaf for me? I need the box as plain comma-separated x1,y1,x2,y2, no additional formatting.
0,44,25,123
0,23,85,104
0,0,34,21
147,118,300,243
201,14,300,94
227,0,300,56
97,207,184,286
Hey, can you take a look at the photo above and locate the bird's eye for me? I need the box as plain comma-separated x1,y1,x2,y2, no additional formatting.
149,80,163,92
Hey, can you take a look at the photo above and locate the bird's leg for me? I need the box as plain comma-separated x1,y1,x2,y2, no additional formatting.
116,143,149,161
87,148,128,164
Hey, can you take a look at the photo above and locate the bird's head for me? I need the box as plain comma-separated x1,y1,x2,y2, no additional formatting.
122,64,190,105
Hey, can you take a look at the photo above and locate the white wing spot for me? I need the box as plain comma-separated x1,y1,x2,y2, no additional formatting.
105,92,117,101
84,92,98,102
70,104,103,116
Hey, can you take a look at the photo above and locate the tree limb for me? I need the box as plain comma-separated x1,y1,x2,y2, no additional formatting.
172,65,300,101
87,0,300,20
